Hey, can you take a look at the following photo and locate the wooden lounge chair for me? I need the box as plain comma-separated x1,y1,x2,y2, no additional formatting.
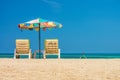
43,39,60,59
14,39,32,59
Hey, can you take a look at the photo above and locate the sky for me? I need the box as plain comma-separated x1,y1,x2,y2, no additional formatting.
0,0,120,54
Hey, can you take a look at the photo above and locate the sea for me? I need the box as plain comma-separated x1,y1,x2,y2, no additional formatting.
0,53,120,59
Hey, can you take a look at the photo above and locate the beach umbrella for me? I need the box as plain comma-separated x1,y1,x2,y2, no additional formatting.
18,18,62,58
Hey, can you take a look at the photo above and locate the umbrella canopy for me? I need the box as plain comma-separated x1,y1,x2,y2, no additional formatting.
18,18,62,58
18,18,62,31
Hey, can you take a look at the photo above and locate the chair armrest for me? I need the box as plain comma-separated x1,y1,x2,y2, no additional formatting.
14,49,16,53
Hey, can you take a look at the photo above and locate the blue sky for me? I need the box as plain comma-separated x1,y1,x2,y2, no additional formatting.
0,0,120,53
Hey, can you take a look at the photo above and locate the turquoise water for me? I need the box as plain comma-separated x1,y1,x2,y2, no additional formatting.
0,53,120,59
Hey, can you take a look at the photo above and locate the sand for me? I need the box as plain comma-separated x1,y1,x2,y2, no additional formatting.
0,59,120,80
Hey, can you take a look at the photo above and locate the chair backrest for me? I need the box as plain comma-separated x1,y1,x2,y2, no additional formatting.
16,39,30,54
44,39,59,54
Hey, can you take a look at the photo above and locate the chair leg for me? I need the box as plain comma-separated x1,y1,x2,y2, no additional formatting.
58,49,60,59
14,49,16,59
29,53,31,59
14,49,20,59
14,54,16,59
43,54,46,59
29,49,32,59
43,50,46,59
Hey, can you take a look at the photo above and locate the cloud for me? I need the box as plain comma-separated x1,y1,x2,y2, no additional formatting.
42,0,62,9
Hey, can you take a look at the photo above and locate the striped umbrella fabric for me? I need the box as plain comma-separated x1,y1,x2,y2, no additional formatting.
18,18,62,31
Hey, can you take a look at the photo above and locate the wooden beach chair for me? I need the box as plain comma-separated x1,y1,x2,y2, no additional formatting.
43,39,60,59
14,39,32,59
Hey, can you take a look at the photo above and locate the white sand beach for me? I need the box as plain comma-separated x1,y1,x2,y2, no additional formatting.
0,59,120,80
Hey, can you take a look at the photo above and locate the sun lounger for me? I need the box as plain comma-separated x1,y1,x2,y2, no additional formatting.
14,39,32,59
43,39,60,59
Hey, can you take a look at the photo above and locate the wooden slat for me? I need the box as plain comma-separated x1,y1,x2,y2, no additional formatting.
16,39,30,54
44,39,59,54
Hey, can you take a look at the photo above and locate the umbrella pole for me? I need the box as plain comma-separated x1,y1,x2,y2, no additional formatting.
38,23,41,58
